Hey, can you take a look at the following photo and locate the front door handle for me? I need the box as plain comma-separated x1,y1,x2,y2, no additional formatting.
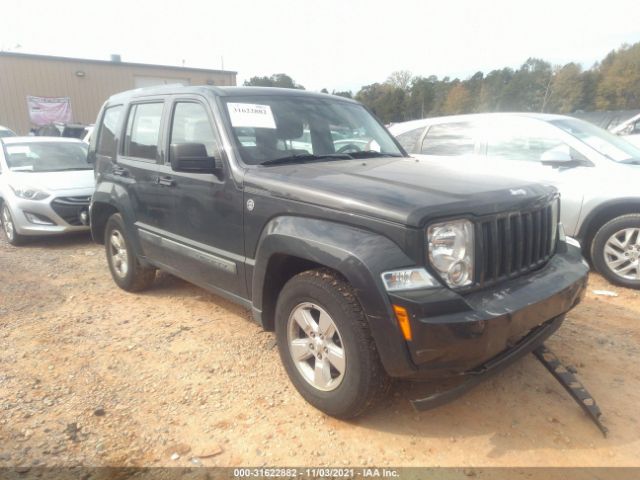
113,166,129,177
157,176,176,187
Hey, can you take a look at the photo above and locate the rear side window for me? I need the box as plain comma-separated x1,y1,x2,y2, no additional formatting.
396,127,424,152
124,103,164,160
420,122,475,156
170,102,220,158
96,105,123,158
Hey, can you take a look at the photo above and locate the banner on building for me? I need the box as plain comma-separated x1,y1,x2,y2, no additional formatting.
26,96,73,126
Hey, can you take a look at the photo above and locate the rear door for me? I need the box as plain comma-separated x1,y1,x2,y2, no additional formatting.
117,98,174,261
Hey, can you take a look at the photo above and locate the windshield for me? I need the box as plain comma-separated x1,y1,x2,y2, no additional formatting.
222,95,404,165
551,118,640,163
4,142,90,172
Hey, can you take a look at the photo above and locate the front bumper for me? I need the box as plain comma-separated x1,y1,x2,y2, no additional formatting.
7,191,92,236
386,242,589,380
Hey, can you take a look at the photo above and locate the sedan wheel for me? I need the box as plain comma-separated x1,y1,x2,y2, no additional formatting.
1,204,24,246
1,205,15,241
603,228,640,281
591,214,640,289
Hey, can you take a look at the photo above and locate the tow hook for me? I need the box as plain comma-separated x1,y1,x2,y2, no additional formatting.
533,344,608,437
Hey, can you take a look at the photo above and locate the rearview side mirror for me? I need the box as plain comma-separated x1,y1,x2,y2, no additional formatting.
540,146,590,167
169,143,220,174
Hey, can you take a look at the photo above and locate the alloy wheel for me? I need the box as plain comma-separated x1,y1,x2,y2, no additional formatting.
287,302,346,392
1,206,15,241
604,228,640,281
109,230,129,278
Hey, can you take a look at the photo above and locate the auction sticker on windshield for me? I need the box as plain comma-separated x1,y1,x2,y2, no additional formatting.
227,103,276,129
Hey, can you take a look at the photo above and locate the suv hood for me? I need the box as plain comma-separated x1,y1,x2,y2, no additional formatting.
8,170,95,192
246,157,556,227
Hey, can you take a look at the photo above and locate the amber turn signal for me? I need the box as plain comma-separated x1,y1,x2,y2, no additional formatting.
393,305,412,341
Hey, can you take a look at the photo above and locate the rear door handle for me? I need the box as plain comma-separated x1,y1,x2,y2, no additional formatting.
157,176,176,187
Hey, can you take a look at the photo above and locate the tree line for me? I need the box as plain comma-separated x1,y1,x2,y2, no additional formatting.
244,41,640,124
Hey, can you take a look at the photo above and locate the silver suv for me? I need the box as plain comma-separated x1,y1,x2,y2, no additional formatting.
389,113,640,288
0,137,93,245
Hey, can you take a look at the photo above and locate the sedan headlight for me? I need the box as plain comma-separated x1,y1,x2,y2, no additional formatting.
10,185,50,201
428,219,474,288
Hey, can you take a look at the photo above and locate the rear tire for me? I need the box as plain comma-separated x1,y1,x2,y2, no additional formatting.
1,203,26,246
104,213,156,292
591,214,640,289
275,268,389,418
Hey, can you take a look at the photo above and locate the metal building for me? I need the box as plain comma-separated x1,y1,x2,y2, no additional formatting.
0,52,237,134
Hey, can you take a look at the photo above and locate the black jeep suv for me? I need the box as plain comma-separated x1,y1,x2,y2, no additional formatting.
89,86,589,418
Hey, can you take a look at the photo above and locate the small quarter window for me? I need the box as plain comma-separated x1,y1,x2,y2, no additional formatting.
96,105,123,158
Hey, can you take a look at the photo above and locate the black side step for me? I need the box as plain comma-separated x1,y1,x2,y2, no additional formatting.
533,344,608,437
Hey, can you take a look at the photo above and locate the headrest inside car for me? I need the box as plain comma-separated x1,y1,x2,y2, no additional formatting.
275,115,303,140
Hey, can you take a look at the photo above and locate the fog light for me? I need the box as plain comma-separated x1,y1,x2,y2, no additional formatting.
24,211,55,225
79,210,89,226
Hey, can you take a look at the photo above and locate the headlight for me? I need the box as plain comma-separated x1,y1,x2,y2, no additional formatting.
428,219,474,288
381,268,439,291
10,185,50,200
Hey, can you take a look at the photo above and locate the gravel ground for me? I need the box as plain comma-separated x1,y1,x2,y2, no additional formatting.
1,232,639,468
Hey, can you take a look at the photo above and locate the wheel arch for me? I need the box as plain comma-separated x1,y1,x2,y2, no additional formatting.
251,215,417,377
577,199,640,258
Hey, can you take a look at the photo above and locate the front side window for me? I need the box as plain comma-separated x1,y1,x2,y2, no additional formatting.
124,102,164,160
222,95,403,165
170,102,219,158
486,118,591,163
551,117,640,164
96,105,123,158
4,142,90,172
420,123,476,156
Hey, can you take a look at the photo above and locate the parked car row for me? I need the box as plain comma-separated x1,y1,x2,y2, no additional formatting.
0,86,633,419
0,137,92,245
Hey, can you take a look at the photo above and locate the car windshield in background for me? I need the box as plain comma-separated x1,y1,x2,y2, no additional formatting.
4,142,90,172
222,95,404,165
551,118,640,163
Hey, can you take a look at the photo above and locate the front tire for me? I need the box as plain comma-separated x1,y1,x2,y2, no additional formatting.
275,269,389,418
104,213,156,292
1,203,25,246
591,214,640,289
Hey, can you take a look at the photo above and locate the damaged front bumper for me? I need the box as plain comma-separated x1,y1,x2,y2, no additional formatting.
386,242,589,380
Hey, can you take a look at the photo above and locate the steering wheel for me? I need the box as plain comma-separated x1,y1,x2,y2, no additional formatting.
336,143,362,154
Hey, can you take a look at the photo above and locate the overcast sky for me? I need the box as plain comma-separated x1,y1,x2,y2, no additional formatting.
1,0,639,92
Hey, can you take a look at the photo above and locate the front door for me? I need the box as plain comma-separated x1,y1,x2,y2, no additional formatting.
152,96,246,298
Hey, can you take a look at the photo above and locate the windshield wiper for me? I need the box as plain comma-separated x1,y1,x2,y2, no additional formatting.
618,158,640,165
260,153,353,166
347,151,404,159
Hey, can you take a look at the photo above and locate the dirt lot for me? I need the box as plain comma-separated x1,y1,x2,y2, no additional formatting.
1,233,639,468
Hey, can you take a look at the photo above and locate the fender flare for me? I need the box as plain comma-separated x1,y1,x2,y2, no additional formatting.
90,182,144,256
252,215,417,376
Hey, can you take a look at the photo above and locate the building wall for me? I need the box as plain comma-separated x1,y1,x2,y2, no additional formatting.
0,53,237,134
